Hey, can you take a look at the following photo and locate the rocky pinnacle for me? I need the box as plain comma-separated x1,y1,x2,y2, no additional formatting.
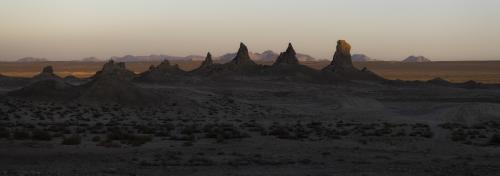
330,40,354,69
230,43,256,65
273,43,299,66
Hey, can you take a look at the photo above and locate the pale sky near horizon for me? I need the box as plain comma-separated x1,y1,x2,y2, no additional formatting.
0,0,499,61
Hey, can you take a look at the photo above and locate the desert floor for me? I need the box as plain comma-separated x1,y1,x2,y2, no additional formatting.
1,80,500,175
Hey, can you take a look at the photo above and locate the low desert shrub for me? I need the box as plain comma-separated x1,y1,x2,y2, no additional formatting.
489,134,500,146
31,130,52,141
62,135,82,145
106,130,152,146
13,129,30,140
0,128,10,139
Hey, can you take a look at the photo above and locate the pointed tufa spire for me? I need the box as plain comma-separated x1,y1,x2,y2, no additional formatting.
273,43,299,66
329,40,353,69
202,52,214,66
229,42,256,65
285,43,296,56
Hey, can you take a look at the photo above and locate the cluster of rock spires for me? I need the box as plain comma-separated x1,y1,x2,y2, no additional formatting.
93,60,135,81
137,60,185,82
14,39,478,105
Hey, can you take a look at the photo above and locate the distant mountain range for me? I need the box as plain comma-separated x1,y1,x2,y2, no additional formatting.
110,55,205,62
80,57,102,62
16,57,48,62
402,56,432,63
12,54,432,63
352,54,378,62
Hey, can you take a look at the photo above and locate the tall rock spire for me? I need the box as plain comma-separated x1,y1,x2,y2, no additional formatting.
201,52,214,67
273,43,299,66
329,40,354,70
229,42,256,65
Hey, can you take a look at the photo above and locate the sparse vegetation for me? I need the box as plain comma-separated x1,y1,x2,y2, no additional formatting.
62,135,81,145
31,130,52,141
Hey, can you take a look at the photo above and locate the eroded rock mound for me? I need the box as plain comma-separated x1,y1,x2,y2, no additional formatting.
78,75,160,105
93,60,136,81
32,66,61,81
428,77,452,86
136,60,186,82
80,61,159,105
8,79,78,100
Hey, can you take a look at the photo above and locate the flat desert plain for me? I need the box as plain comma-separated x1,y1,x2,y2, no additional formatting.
1,61,500,83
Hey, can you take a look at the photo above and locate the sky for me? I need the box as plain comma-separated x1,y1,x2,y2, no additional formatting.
0,0,499,61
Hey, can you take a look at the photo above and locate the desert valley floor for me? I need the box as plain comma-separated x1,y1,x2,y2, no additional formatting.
1,78,500,175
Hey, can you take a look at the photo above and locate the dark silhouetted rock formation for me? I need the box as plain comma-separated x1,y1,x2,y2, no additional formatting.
152,60,184,74
8,79,78,101
261,43,331,83
76,60,161,105
227,43,257,66
273,43,299,66
136,60,186,82
193,43,262,76
79,75,160,105
32,66,62,82
323,40,384,81
428,77,452,86
42,66,54,74
200,52,214,68
93,60,136,81
190,52,217,75
327,40,354,71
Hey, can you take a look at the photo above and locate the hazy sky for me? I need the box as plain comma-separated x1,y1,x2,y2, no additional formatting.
1,0,499,61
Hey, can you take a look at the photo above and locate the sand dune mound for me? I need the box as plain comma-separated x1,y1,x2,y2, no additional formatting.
322,40,384,81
